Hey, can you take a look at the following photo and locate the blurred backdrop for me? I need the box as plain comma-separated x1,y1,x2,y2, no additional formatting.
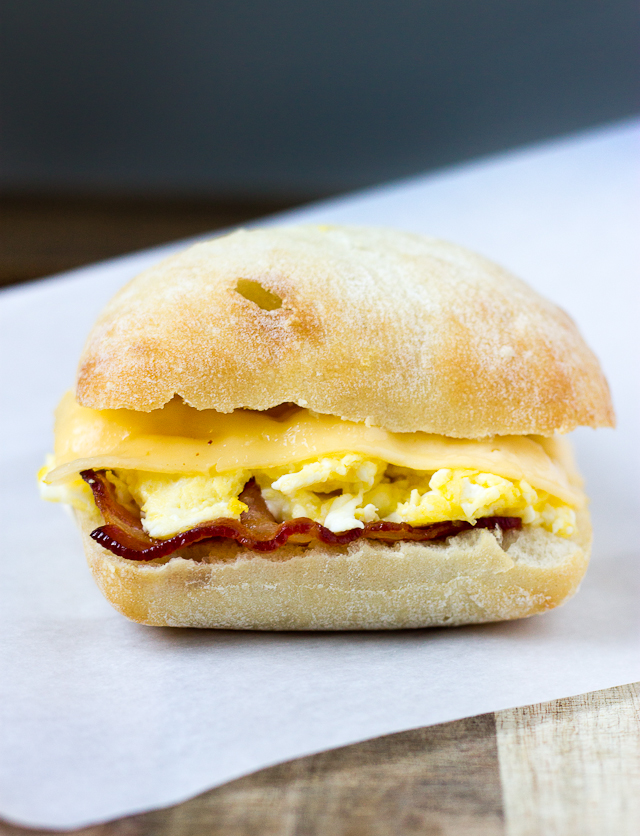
1,0,638,284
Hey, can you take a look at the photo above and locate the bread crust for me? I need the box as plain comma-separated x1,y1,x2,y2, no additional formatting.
78,507,592,630
75,226,614,438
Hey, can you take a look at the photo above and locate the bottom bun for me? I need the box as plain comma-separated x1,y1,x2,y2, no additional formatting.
77,507,592,629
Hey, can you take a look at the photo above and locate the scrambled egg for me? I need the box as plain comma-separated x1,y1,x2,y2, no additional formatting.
255,454,575,537
114,470,249,538
40,452,576,540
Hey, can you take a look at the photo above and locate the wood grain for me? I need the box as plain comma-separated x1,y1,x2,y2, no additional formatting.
0,714,504,836
497,683,640,836
2,200,638,835
3,686,640,835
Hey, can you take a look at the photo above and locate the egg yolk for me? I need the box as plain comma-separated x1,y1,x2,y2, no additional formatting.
40,452,577,540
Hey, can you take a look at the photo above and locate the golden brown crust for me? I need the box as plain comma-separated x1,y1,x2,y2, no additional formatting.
75,225,614,438
78,507,592,630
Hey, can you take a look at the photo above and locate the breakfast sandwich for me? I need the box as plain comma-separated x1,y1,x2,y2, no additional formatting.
39,225,614,629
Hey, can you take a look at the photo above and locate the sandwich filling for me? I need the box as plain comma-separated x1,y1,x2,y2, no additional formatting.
39,392,584,560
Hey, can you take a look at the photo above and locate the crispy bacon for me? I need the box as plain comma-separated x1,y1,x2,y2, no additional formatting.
81,469,522,562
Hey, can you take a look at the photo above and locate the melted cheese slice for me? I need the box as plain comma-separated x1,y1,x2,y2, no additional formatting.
44,391,584,508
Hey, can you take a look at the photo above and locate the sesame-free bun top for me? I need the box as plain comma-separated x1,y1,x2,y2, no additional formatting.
76,225,614,437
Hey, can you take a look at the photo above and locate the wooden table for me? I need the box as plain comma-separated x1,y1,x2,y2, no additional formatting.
1,684,638,836
2,198,638,835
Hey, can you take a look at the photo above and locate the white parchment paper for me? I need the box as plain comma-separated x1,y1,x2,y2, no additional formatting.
1,119,639,830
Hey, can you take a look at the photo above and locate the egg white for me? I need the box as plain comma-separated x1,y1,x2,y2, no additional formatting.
40,452,576,540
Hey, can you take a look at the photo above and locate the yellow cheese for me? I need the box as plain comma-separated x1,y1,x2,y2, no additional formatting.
44,392,583,508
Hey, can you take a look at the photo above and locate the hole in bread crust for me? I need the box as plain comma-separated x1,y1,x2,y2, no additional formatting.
235,279,283,310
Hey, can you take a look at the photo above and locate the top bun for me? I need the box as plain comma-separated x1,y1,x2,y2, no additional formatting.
76,225,614,437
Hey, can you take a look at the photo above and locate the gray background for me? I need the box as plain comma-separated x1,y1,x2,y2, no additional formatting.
1,0,638,197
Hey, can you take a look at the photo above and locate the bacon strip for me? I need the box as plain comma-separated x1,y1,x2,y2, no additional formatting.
81,469,522,562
